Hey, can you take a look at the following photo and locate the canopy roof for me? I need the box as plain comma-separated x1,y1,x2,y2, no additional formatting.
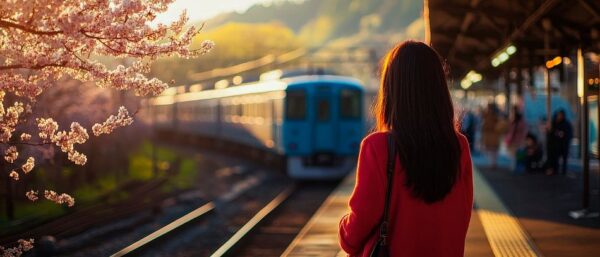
425,0,600,80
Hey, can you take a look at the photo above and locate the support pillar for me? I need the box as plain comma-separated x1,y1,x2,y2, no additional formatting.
505,70,511,114
579,47,590,211
544,29,553,128
569,46,597,219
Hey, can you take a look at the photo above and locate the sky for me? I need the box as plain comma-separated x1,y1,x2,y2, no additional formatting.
155,0,281,24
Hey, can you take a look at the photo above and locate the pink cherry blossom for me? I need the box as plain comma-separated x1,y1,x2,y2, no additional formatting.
21,157,35,173
37,119,90,165
92,106,134,136
4,146,18,163
1,0,213,170
25,190,38,201
1,2,211,253
8,170,19,181
19,133,31,141
44,190,75,207
0,239,34,257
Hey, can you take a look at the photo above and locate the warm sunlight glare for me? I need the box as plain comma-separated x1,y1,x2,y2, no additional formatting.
155,0,285,24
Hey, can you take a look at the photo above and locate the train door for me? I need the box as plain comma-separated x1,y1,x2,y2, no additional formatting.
338,88,364,155
313,86,337,153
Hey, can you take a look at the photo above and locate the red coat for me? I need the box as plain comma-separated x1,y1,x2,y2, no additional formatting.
339,132,473,257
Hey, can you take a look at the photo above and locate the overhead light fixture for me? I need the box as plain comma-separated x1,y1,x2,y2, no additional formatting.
492,58,501,67
499,53,509,62
506,45,517,55
577,48,584,98
460,70,483,90
461,80,472,89
491,44,518,68
546,56,563,69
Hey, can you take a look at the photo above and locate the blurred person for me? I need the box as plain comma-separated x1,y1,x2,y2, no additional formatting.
522,133,544,173
339,41,473,257
545,109,573,175
460,109,477,152
481,103,506,169
505,106,528,156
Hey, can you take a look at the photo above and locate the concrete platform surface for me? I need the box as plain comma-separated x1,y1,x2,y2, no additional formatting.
282,163,600,257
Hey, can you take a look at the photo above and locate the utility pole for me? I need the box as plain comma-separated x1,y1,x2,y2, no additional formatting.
543,18,553,129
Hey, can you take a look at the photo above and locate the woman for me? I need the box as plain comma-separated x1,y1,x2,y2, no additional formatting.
339,41,473,257
545,109,573,175
505,106,528,156
481,103,506,169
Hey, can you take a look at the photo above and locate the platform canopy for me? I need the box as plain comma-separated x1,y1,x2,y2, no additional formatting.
425,0,600,81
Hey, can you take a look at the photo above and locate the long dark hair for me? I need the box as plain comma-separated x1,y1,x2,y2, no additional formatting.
374,41,462,204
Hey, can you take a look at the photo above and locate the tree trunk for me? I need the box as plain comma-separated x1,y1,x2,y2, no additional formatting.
5,176,15,220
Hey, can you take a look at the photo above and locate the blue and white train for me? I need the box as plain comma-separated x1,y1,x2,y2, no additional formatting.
148,72,366,179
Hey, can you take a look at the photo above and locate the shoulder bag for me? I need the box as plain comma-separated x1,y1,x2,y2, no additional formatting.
369,133,396,257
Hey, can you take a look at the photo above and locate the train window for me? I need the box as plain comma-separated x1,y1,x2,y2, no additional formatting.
317,99,330,122
236,104,243,116
285,90,306,120
340,89,361,119
250,103,256,117
259,102,267,119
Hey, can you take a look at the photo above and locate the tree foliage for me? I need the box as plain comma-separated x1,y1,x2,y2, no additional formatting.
151,22,300,86
206,0,422,45
0,1,211,253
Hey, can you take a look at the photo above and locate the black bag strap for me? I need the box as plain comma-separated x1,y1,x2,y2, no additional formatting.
378,133,396,246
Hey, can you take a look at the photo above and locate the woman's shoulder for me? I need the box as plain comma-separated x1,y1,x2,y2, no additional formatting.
456,132,467,142
361,131,389,148
363,131,468,147
456,132,470,150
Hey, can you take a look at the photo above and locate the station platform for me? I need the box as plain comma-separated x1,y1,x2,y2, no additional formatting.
281,163,600,257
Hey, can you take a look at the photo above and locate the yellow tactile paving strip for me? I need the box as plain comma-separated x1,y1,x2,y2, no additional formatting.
283,166,543,257
473,167,543,257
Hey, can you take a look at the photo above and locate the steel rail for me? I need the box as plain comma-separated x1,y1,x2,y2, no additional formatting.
110,202,216,257
210,185,296,257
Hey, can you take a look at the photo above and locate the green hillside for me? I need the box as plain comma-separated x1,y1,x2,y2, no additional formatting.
204,0,423,45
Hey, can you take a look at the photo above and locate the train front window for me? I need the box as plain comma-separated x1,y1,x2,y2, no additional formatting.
286,90,306,120
340,89,361,119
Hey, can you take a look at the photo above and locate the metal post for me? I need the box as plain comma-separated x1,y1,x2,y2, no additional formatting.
582,89,590,211
505,70,511,114
545,30,552,128
570,47,593,219
597,60,600,216
517,62,524,97
579,46,590,209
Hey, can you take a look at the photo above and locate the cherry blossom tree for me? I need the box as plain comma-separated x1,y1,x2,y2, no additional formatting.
0,1,213,255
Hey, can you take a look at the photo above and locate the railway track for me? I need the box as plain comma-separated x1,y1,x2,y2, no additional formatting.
108,181,337,257
0,179,168,245
2,134,341,257
216,182,338,257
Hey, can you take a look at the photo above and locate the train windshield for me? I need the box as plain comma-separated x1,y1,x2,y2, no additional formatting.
286,90,306,120
340,89,361,119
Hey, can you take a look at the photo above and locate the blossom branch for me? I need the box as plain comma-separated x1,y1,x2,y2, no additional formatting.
0,19,62,35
